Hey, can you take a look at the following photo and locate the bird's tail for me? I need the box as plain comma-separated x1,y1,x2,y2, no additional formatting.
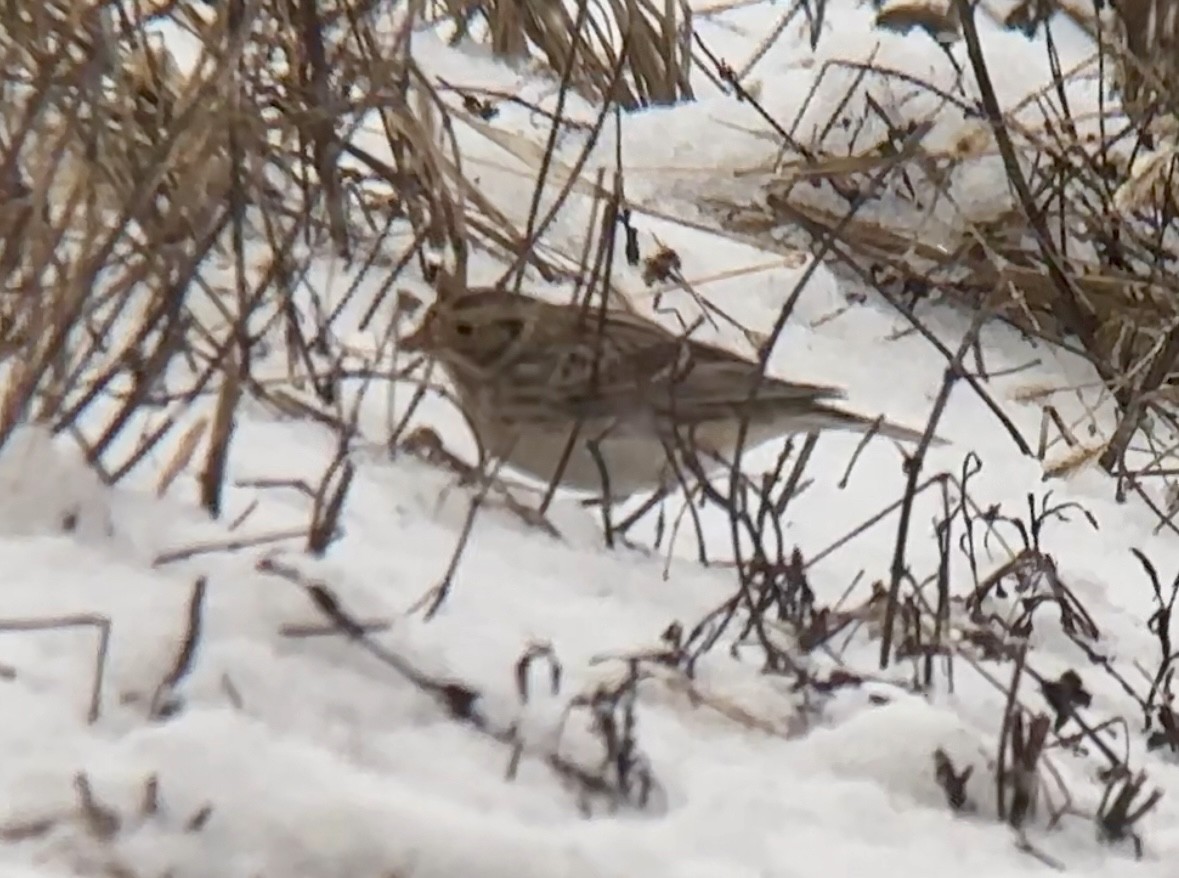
809,404,949,447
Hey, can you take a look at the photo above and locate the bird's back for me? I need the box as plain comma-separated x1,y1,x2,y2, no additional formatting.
521,304,848,426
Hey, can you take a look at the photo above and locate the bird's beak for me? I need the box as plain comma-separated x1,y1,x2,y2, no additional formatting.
401,323,427,352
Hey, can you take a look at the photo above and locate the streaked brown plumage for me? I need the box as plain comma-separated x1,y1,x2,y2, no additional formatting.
403,288,942,498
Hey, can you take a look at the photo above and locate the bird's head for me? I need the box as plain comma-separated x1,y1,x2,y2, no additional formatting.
401,288,533,370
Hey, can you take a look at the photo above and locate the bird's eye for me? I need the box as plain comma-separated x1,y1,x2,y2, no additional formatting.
454,322,473,337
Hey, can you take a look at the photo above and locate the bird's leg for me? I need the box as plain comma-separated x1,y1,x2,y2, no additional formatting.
673,425,718,495
539,420,584,516
586,432,617,549
619,420,709,529
678,442,731,565
615,474,676,535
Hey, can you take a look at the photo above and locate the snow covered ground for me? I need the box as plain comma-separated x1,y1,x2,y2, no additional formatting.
3,2,1179,876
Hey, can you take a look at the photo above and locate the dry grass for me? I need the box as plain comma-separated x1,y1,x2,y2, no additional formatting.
2,5,1178,865
0,0,531,506
433,0,696,109
697,0,1179,521
1104,0,1179,127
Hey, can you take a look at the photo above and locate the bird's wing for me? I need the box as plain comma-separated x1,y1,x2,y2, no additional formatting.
549,324,847,423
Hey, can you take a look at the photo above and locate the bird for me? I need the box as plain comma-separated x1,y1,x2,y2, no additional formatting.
401,286,943,500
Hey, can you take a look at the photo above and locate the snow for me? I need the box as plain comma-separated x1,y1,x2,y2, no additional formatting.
3,2,1179,877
